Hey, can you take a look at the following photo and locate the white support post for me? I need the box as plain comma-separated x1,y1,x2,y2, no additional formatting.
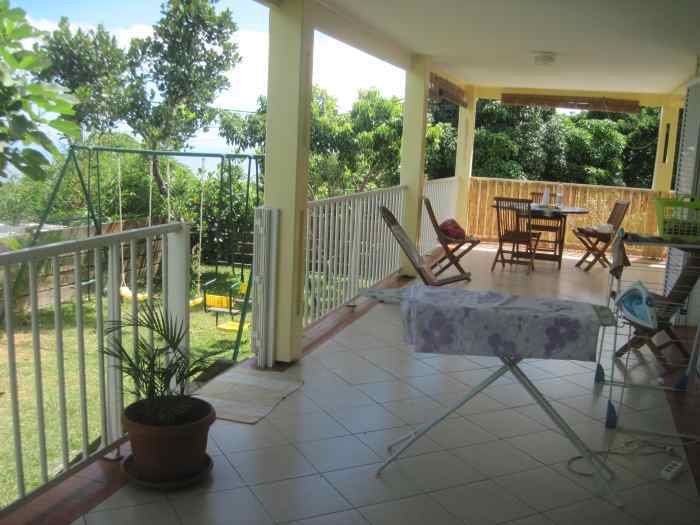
399,55,430,276
455,92,477,227
264,0,314,362
106,243,123,444
166,223,191,360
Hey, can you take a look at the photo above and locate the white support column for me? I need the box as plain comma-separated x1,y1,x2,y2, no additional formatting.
455,92,477,227
399,55,430,276
166,223,191,357
264,0,313,363
652,103,681,191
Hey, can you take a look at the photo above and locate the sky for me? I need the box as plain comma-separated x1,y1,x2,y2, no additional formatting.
15,0,406,156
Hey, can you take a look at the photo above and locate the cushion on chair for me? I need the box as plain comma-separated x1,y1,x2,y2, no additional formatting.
439,219,466,240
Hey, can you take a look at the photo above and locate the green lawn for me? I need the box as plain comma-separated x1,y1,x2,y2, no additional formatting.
0,265,252,509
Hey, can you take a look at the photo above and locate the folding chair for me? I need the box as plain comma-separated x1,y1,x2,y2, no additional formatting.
573,200,629,271
422,197,480,277
379,206,471,286
530,192,566,269
491,197,540,272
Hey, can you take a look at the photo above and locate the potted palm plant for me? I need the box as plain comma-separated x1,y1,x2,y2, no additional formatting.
105,302,222,485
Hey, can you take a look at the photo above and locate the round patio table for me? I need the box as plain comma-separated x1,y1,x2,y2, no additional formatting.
491,203,590,267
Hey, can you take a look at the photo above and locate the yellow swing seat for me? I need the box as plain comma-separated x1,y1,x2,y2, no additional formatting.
120,286,148,302
215,319,250,333
189,296,204,308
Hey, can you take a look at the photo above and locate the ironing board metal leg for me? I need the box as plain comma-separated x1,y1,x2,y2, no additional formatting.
505,358,622,507
377,364,511,476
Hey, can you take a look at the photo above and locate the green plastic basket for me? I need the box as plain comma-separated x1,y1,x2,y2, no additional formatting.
654,197,700,241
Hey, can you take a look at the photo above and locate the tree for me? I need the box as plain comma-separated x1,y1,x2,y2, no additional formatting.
123,0,239,191
40,0,240,193
0,0,79,180
40,18,126,133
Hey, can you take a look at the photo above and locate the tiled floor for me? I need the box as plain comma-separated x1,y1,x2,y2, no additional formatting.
73,248,700,524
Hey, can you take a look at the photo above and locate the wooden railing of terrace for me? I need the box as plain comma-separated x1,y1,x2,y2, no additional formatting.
465,178,674,257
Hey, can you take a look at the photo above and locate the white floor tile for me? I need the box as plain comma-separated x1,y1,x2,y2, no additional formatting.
424,416,497,449
506,430,579,465
324,463,421,507
529,360,591,377
467,409,548,438
381,397,452,425
288,509,369,525
296,436,381,472
173,454,246,494
303,384,376,411
395,450,485,491
433,479,538,525
514,401,597,430
549,459,646,493
356,426,443,459
226,444,317,485
422,355,484,373
530,378,592,400
270,410,350,442
211,419,289,454
252,474,351,522
356,381,424,403
171,486,273,525
333,363,398,385
543,498,641,525
493,467,592,512
451,367,517,387
359,494,462,525
451,440,542,478
617,483,700,524
484,383,532,408
377,359,438,378
406,374,470,397
85,501,179,525
433,391,507,415
329,404,406,433
90,484,164,513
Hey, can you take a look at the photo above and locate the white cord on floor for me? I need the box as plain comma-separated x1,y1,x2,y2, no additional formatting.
567,437,700,479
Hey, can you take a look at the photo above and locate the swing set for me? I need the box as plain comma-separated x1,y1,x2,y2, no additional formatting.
29,144,263,361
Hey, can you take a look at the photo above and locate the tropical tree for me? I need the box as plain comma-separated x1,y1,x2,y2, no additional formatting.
0,0,79,180
40,18,126,134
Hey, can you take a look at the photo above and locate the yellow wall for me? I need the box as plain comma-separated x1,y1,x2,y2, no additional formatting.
454,92,477,227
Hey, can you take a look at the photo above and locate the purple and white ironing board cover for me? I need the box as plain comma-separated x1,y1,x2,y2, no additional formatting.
401,285,603,362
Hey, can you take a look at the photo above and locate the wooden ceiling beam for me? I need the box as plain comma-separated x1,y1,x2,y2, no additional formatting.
501,93,640,113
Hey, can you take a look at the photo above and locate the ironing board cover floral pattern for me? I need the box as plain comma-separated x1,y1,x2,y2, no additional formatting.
401,285,604,361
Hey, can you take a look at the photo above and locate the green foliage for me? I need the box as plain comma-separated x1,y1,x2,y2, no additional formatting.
473,100,658,188
0,0,79,180
123,0,240,151
104,302,223,424
40,18,126,133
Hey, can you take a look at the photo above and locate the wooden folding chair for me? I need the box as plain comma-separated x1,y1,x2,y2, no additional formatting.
422,197,480,277
573,200,629,271
379,206,471,286
491,197,540,272
529,192,566,269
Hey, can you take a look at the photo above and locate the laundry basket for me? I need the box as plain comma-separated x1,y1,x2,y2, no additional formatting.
654,197,700,241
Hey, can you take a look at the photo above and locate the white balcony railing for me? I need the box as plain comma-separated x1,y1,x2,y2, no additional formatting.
420,177,458,255
304,186,406,326
0,223,190,513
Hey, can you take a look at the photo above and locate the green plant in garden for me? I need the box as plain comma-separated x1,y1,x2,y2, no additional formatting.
0,0,79,180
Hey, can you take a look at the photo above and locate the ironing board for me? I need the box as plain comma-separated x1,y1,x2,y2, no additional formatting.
361,286,620,505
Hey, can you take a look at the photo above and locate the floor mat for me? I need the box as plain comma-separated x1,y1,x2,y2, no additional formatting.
194,367,302,424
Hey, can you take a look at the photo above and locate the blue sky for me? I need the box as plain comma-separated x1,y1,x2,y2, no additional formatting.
15,0,405,156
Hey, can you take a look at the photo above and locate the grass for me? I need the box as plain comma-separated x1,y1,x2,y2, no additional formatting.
0,265,252,509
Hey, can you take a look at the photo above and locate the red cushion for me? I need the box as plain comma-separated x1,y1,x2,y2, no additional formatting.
439,218,466,239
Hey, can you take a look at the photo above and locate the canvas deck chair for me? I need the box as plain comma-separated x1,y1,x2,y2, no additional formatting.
614,255,700,366
380,206,471,286
574,200,629,271
422,197,480,277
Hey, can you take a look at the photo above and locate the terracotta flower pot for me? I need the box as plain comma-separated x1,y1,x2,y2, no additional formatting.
122,397,216,483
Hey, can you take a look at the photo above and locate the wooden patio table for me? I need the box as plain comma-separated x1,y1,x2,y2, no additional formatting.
491,203,590,267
